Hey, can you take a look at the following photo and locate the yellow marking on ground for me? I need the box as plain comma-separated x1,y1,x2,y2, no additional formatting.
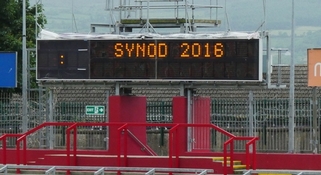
219,160,242,164
212,157,230,161
233,165,246,169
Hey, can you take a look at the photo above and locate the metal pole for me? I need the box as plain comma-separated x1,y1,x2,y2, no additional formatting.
184,0,188,33
105,90,110,150
248,91,254,137
147,0,150,32
115,82,120,95
179,83,185,96
288,0,295,153
266,33,271,88
22,0,28,133
72,0,74,32
277,50,282,85
312,87,318,153
49,89,54,149
187,89,192,152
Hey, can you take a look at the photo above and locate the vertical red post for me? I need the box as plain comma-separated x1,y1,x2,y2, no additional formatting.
73,127,77,166
246,144,249,170
253,142,257,170
223,143,227,175
124,128,128,167
168,124,179,170
117,124,127,175
67,129,70,166
175,128,179,167
23,137,27,164
16,138,21,174
65,123,77,174
169,129,173,169
230,141,234,173
117,127,122,167
3,135,6,165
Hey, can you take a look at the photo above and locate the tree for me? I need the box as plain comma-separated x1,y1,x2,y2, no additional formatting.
0,0,46,91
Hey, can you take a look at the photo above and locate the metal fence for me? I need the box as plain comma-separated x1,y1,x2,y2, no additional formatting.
0,89,320,153
211,98,317,153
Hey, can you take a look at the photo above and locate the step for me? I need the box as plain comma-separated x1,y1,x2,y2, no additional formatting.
212,157,230,161
233,164,247,170
212,157,247,171
217,160,242,165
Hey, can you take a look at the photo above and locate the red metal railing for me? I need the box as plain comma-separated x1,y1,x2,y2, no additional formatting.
1,122,258,175
116,123,176,167
245,137,259,170
117,123,128,167
165,123,259,175
66,123,78,174
16,122,76,166
168,124,180,169
234,136,259,170
0,134,23,164
127,129,158,156
223,136,259,175
223,137,235,175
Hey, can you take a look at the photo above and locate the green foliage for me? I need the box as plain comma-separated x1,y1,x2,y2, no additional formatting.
0,0,46,91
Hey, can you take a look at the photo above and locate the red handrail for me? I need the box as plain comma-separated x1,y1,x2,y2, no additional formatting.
168,124,179,169
16,122,76,166
0,134,23,165
127,130,157,156
117,123,128,167
7,121,258,175
66,123,78,175
245,137,259,170
124,126,128,167
234,136,259,170
223,137,235,175
174,125,179,168
66,123,78,166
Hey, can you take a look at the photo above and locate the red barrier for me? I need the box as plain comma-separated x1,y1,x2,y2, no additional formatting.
224,137,235,175
0,134,23,164
3,122,258,175
168,124,180,169
117,123,128,167
66,123,78,175
245,137,259,170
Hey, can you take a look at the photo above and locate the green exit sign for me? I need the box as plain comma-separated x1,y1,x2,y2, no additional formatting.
86,105,105,115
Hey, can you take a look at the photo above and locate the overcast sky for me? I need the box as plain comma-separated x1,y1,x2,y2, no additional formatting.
34,0,320,34
36,0,265,33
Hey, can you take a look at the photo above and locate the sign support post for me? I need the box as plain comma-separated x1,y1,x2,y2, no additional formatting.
312,87,318,153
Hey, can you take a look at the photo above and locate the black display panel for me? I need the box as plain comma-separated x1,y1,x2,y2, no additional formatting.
90,38,261,81
37,40,89,79
37,38,261,81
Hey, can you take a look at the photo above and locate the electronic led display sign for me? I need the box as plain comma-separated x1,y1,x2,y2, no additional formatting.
37,38,262,81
